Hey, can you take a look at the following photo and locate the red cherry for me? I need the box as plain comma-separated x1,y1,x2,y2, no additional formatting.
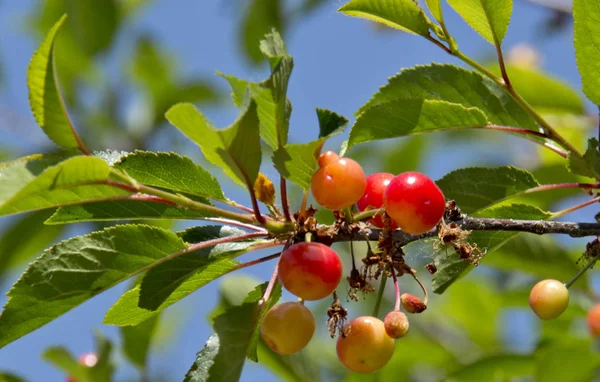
587,303,600,337
383,172,446,235
278,242,343,300
357,173,398,229
311,154,367,210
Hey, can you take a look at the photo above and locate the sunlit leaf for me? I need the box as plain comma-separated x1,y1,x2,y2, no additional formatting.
574,0,600,105
447,0,513,45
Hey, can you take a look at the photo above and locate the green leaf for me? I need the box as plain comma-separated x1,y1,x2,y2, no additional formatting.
0,373,25,382
536,338,600,382
43,332,114,382
568,138,600,179
432,204,551,294
488,64,584,115
103,226,264,326
436,166,540,214
0,224,188,348
218,72,248,108
0,210,64,282
447,0,513,45
347,99,488,149
113,151,225,200
46,200,207,224
574,0,600,105
184,283,281,381
445,354,534,381
0,153,70,204
273,109,348,190
27,15,81,150
338,0,431,36
0,156,129,217
240,0,283,64
121,315,160,369
138,226,260,311
357,64,537,130
424,0,443,23
66,0,119,55
166,102,261,187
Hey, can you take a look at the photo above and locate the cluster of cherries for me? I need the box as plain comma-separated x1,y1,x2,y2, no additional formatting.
260,151,446,373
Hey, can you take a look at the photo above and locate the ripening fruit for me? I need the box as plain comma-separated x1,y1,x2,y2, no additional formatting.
260,302,316,355
311,151,367,210
529,279,570,320
384,311,409,339
587,303,600,337
400,293,427,314
383,172,446,235
278,242,343,300
336,316,395,373
356,172,398,229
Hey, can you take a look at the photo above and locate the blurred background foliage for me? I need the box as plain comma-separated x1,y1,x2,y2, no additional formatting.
1,0,600,381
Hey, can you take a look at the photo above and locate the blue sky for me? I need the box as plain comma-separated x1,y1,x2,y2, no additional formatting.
0,1,586,381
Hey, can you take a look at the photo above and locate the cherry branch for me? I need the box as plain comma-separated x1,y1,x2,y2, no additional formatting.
334,217,600,246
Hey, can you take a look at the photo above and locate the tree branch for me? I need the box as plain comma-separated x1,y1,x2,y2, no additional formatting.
334,217,600,246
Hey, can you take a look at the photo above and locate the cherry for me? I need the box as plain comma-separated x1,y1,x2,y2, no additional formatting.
336,316,395,373
311,151,367,210
383,172,446,235
260,302,316,355
278,242,342,300
400,293,427,313
356,172,397,228
587,303,600,337
529,279,570,320
384,311,409,339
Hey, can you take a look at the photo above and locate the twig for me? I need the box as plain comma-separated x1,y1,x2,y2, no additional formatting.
230,252,281,272
203,218,267,232
372,274,387,318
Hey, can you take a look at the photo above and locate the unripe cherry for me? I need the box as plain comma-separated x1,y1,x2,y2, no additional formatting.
356,172,398,229
384,172,445,234
384,311,409,339
586,303,600,337
260,302,316,355
336,316,395,373
311,152,367,210
278,242,342,300
529,279,570,320
400,293,427,313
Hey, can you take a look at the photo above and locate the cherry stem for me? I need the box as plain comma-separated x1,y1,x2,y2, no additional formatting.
372,274,387,318
524,183,600,194
551,195,600,220
343,207,354,223
231,252,281,272
352,208,382,222
305,232,313,243
204,218,267,233
280,177,293,222
391,269,401,312
260,240,292,305
411,273,429,305
299,191,308,215
565,257,598,289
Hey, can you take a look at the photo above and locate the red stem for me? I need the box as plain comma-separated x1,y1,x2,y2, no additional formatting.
231,252,281,272
391,269,401,312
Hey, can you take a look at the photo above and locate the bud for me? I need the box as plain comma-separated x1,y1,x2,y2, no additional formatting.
384,311,409,339
254,173,275,205
401,293,427,313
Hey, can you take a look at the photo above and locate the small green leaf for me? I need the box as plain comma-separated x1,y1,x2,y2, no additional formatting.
488,64,585,115
568,138,600,179
347,99,488,149
357,64,537,130
338,0,431,36
273,109,348,190
0,156,129,217
184,283,281,381
103,226,265,326
436,166,540,214
121,315,160,369
166,102,261,187
574,0,600,105
445,354,534,381
27,15,82,150
113,151,225,200
447,0,513,45
432,204,551,293
240,0,283,64
0,373,25,382
425,0,444,23
0,224,188,348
